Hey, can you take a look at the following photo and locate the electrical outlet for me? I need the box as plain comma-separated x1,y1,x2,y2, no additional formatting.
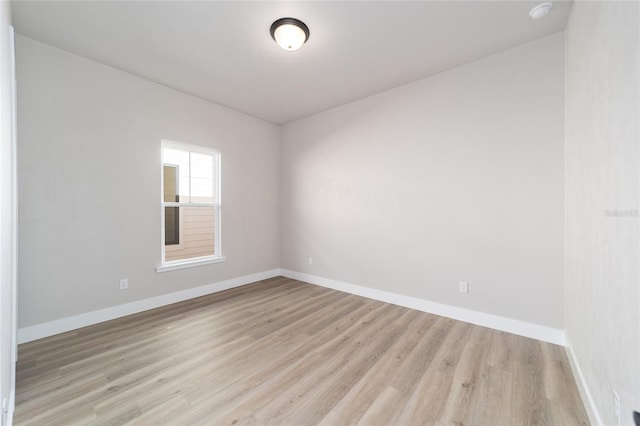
613,390,621,426
119,278,128,290
308,257,313,265
459,281,469,294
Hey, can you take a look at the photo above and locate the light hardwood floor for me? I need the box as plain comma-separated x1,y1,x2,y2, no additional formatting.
14,277,589,425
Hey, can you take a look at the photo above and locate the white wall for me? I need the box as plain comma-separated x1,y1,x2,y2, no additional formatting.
281,33,565,330
16,35,280,328
565,2,640,425
0,1,15,423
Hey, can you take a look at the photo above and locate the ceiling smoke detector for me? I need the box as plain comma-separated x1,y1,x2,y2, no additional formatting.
529,2,553,19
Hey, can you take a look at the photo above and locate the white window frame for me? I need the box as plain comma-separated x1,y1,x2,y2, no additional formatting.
156,140,225,273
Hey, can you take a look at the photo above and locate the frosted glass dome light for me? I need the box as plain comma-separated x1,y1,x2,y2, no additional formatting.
270,18,310,51
529,2,553,19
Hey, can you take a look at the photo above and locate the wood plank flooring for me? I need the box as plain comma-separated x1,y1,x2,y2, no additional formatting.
14,277,589,425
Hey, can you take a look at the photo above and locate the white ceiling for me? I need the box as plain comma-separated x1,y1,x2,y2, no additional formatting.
11,1,572,124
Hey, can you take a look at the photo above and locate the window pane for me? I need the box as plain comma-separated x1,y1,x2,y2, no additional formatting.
164,206,215,262
190,152,214,204
163,147,190,202
163,165,179,203
164,206,179,245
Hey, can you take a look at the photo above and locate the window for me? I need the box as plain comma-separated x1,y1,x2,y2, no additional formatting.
157,141,223,272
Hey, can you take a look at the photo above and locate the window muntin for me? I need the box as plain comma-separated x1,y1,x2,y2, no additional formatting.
161,141,221,266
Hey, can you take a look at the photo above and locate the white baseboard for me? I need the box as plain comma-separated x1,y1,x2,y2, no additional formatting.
7,389,14,426
17,269,282,344
281,269,566,346
18,268,566,347
564,337,603,426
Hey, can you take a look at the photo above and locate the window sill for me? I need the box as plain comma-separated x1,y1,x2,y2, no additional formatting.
156,256,226,273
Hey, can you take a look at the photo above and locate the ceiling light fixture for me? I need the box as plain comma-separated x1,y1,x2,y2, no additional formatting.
529,2,553,19
270,17,310,51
